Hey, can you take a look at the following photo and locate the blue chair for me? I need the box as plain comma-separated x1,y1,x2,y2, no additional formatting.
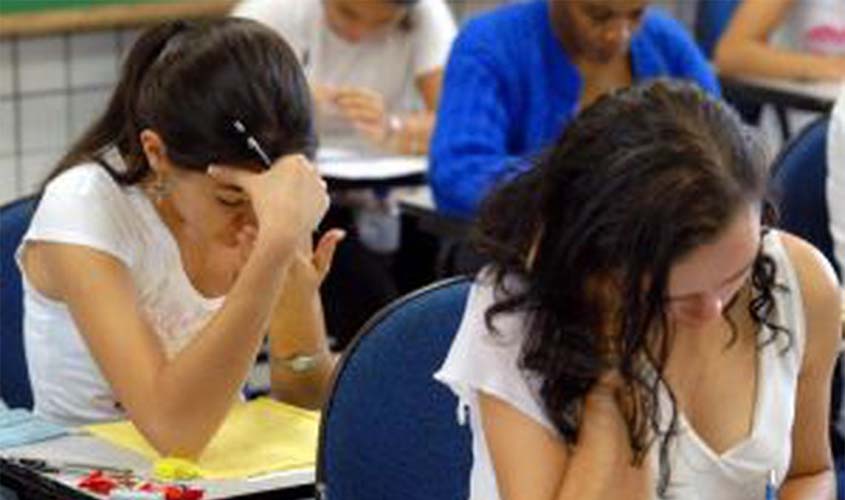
694,0,741,59
840,457,845,500
770,116,843,500
0,196,37,409
317,276,473,500
695,0,794,139
770,116,838,278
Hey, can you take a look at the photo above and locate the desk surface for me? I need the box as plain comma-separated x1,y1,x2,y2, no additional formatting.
318,151,428,189
2,432,314,499
721,75,842,112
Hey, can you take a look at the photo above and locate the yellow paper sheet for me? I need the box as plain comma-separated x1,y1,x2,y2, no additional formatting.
85,398,319,480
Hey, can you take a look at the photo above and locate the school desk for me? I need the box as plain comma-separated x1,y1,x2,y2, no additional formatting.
397,186,468,241
720,75,840,113
317,151,427,190
0,432,314,499
396,186,472,278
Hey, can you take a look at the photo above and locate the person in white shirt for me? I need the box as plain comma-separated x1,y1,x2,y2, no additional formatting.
233,0,458,349
232,0,457,155
716,0,845,81
435,81,840,499
18,18,341,457
829,87,845,277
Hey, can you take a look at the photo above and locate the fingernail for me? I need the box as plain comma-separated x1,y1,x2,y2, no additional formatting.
207,165,218,175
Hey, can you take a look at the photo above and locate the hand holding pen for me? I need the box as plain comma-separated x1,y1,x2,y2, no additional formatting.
207,121,329,254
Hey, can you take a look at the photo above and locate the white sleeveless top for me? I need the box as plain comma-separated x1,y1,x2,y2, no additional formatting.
773,0,845,55
434,231,806,500
18,161,224,427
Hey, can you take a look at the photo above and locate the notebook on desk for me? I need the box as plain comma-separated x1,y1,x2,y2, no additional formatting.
85,398,319,480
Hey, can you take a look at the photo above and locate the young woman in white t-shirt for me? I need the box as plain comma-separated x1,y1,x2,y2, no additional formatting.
232,0,457,155
435,81,840,499
715,0,845,81
18,19,341,457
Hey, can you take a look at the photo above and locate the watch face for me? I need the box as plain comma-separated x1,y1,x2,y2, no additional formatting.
289,355,318,373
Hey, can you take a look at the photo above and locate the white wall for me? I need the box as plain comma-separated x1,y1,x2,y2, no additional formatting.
0,29,140,205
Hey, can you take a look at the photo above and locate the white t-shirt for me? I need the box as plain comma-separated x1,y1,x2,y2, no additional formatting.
773,0,845,55
18,161,224,427
829,86,845,275
232,0,457,151
435,231,807,500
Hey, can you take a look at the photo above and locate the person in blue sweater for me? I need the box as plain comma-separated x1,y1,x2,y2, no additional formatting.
430,0,721,219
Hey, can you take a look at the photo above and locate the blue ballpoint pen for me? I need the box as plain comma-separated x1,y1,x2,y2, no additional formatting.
765,469,777,500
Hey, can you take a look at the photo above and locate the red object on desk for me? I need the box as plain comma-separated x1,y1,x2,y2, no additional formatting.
163,485,204,500
78,470,118,495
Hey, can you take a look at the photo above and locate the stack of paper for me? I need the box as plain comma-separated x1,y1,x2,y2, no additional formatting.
85,398,319,480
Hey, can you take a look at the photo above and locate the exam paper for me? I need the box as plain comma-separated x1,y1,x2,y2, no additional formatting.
85,398,318,480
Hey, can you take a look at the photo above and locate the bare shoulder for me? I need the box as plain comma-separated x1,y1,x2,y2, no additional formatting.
776,230,841,368
777,231,840,306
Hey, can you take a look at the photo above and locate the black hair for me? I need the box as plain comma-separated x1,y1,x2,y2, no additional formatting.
474,80,788,496
44,17,315,189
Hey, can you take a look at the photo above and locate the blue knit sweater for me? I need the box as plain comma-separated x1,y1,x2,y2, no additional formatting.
430,1,721,219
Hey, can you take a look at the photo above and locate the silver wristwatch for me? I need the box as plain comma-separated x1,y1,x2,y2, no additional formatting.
273,353,320,374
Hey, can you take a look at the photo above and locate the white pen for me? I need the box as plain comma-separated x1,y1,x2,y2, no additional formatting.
233,120,272,168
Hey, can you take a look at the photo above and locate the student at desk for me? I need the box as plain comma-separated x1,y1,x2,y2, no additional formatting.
435,81,840,499
231,0,457,156
17,19,339,457
430,0,720,219
233,0,458,349
715,0,845,82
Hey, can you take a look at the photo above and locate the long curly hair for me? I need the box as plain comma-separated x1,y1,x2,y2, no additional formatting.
473,80,789,495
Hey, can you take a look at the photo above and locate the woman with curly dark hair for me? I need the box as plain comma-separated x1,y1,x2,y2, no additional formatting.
435,80,840,499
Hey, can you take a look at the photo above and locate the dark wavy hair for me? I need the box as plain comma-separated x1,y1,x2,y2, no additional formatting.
474,80,789,495
43,17,315,190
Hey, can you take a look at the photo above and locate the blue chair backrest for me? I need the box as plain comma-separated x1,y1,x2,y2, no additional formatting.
0,196,37,409
694,0,741,58
771,116,839,279
771,116,845,466
317,277,473,500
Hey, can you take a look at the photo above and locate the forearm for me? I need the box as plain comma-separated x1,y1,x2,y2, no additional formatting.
716,42,845,81
780,470,836,500
268,288,334,409
554,386,652,500
555,441,651,500
146,241,295,456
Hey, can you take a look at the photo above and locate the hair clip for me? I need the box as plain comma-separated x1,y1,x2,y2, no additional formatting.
232,120,272,168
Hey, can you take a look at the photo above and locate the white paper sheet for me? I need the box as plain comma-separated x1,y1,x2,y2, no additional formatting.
317,150,427,181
